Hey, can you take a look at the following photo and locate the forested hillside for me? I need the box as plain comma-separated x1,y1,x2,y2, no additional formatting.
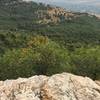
0,0,100,80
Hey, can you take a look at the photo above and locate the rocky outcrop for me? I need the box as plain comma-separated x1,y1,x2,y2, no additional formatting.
0,73,100,100
36,7,76,24
36,6,94,24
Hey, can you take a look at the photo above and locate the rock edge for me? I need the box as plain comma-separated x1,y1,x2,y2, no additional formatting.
0,73,100,100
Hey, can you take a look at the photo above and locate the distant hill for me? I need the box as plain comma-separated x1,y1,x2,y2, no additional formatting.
0,0,100,50
0,0,100,81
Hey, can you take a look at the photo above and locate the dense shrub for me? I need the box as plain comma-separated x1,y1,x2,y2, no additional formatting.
0,35,100,80
71,46,100,80
0,36,71,80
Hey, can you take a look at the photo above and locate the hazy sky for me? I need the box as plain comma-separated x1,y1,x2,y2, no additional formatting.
24,0,100,14
25,0,100,4
24,0,100,7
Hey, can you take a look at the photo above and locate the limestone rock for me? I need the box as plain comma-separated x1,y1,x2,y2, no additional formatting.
0,73,100,100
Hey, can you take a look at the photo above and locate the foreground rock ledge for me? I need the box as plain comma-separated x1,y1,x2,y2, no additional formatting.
0,73,100,100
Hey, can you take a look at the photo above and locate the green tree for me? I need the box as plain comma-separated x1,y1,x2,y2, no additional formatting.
0,36,71,80
71,46,100,80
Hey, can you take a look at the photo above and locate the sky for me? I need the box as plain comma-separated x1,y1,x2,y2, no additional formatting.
24,0,100,14
25,0,100,4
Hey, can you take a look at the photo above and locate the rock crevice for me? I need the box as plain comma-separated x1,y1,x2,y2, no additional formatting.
0,73,100,100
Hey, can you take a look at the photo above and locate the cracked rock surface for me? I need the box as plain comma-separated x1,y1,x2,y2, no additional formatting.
0,73,100,100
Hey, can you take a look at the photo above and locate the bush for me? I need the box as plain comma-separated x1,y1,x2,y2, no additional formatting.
34,41,71,75
0,36,71,80
71,46,100,80
0,48,39,80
